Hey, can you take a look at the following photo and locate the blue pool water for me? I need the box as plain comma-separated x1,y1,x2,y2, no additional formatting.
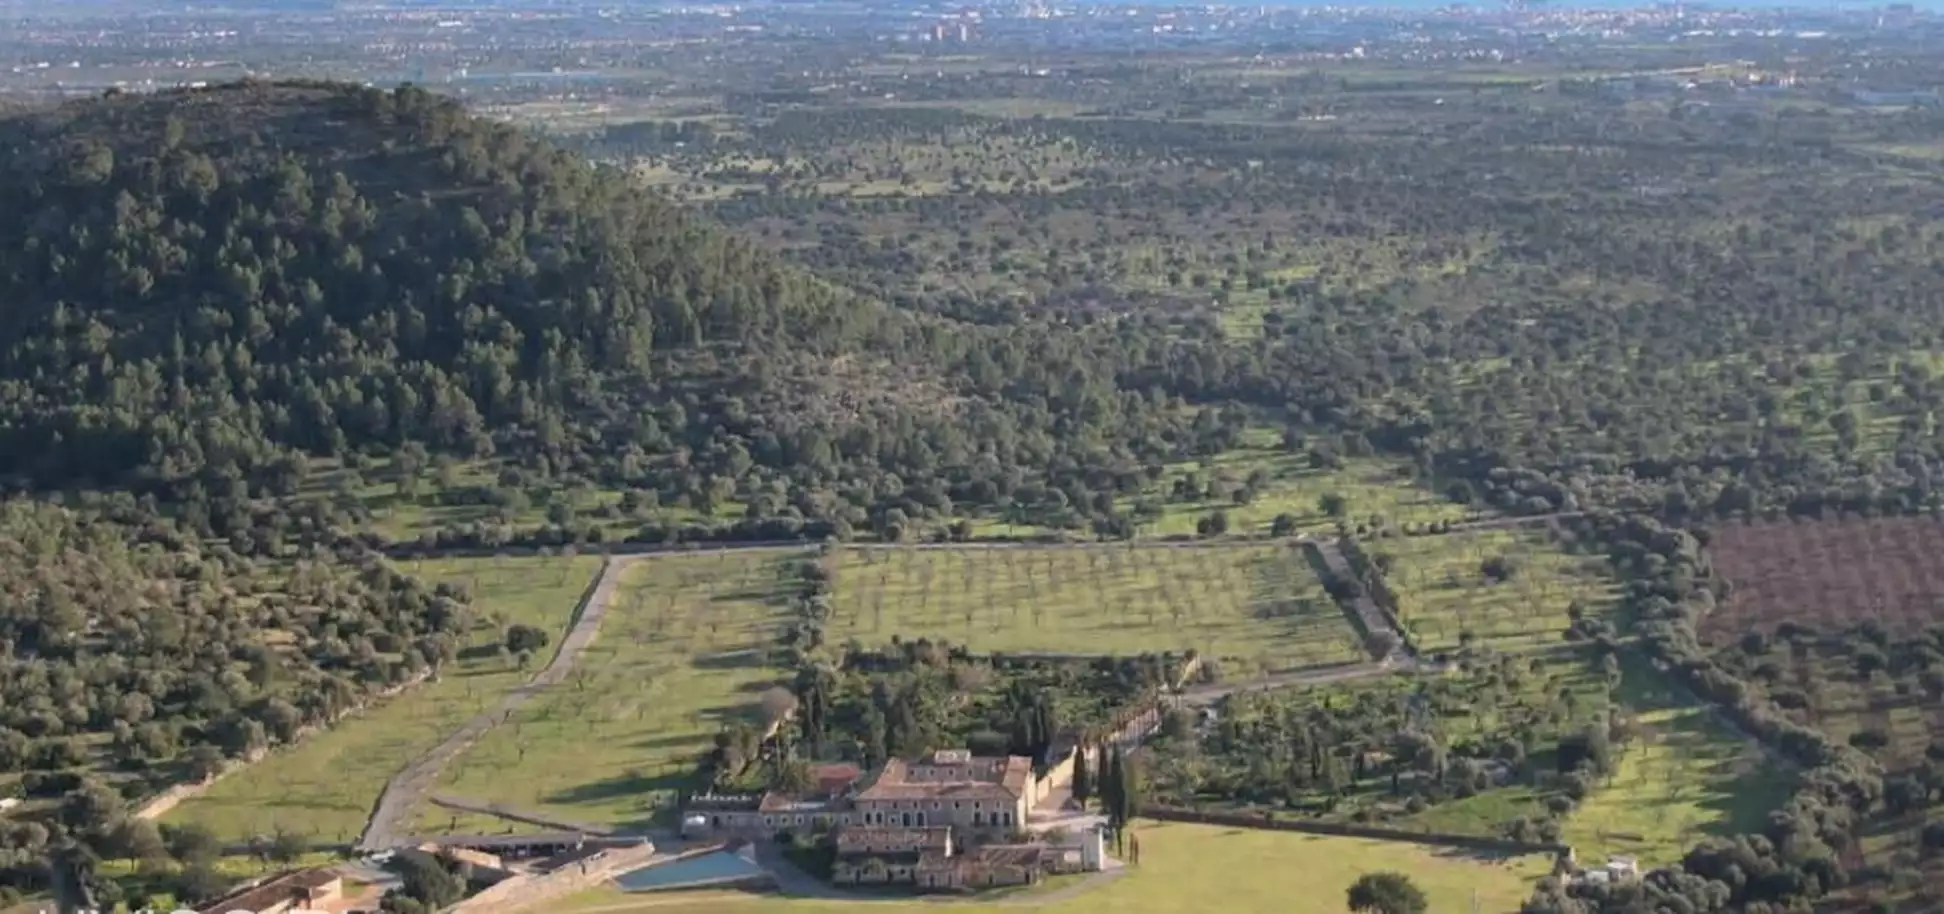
614,848,767,892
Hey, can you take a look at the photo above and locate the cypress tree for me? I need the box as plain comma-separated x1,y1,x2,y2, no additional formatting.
1119,749,1143,825
1103,747,1127,832
1071,745,1093,808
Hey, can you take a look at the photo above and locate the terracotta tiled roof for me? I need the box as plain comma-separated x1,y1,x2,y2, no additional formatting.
975,844,1047,867
811,762,865,795
855,753,1032,802
856,780,1021,801
752,761,869,811
197,868,341,914
833,825,952,854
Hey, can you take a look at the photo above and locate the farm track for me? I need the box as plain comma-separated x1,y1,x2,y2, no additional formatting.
356,555,637,851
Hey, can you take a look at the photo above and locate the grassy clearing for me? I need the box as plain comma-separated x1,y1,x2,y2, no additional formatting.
298,457,727,543
829,543,1363,674
1119,430,1471,539
411,553,798,833
553,821,1552,914
164,555,604,842
1378,529,1620,655
1560,655,1792,867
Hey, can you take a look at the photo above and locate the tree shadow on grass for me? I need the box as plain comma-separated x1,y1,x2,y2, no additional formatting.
711,587,784,604
1425,844,1545,867
692,649,770,670
543,768,697,807
692,702,764,729
458,644,505,663
635,733,708,751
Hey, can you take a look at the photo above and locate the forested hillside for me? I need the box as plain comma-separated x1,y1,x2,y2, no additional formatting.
0,81,1236,548
0,499,468,904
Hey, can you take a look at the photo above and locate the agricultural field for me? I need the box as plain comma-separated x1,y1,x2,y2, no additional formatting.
1375,527,1622,655
164,554,606,843
827,543,1366,675
554,821,1554,914
298,457,711,545
1703,515,1944,642
407,552,798,834
1120,429,1474,539
1557,655,1790,867
1715,626,1944,774
1712,623,1944,911
1147,649,1784,864
1701,515,1944,911
1149,648,1614,837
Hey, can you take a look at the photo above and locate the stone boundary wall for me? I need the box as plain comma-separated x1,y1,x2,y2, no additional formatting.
444,841,660,914
1142,806,1571,858
134,670,432,822
359,559,614,850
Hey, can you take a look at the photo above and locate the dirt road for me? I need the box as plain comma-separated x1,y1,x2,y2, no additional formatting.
357,555,638,850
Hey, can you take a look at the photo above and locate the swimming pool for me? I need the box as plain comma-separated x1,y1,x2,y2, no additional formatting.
613,847,768,892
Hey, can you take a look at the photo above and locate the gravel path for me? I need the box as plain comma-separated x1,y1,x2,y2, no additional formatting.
357,556,636,851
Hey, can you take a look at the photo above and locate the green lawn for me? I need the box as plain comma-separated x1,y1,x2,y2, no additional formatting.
555,821,1553,914
1560,655,1792,867
1377,529,1620,654
410,553,798,833
163,555,605,842
830,543,1364,675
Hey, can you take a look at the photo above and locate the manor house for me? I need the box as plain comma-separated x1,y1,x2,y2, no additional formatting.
684,749,1037,841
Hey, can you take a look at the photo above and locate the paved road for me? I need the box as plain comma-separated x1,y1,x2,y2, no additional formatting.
357,556,638,851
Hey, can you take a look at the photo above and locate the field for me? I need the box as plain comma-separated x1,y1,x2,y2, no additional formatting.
1701,519,1944,911
1557,655,1791,867
1377,527,1622,654
163,554,605,842
1165,646,1617,836
828,543,1365,673
1703,516,1944,642
553,821,1554,914
1121,438,1475,539
408,552,797,834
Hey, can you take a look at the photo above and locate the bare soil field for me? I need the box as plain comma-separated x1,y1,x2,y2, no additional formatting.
1702,515,1944,643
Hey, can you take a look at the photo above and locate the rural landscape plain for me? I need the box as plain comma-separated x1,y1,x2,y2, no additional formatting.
2,1,1944,913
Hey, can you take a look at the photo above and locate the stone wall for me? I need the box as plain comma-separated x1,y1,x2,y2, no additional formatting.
1035,703,1165,802
1142,806,1571,857
443,842,659,914
135,672,431,822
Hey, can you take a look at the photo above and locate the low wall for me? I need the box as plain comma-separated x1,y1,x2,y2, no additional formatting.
135,671,431,822
1142,806,1570,857
445,842,660,914
1035,704,1167,804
